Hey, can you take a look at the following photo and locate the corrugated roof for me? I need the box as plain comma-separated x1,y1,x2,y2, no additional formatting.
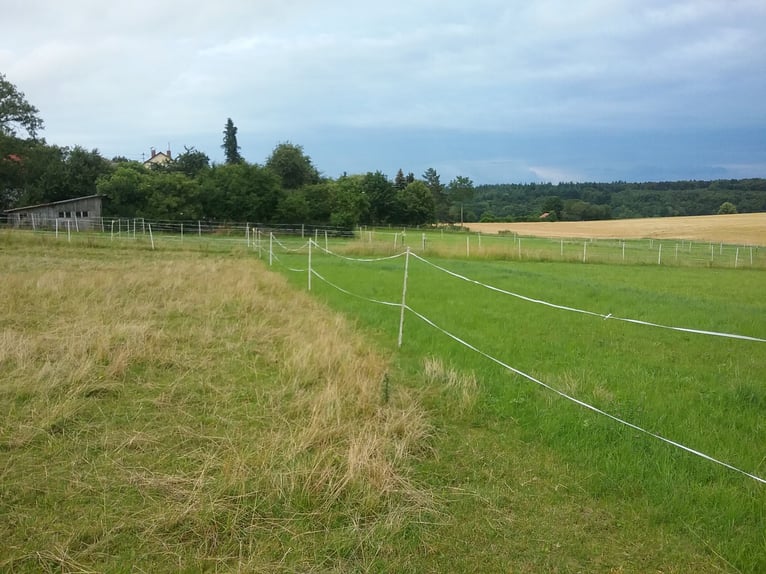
4,194,105,213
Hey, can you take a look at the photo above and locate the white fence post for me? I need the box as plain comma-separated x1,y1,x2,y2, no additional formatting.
307,239,313,291
148,224,155,250
397,247,411,348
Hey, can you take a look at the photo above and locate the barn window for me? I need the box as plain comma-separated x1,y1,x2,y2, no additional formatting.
59,212,64,218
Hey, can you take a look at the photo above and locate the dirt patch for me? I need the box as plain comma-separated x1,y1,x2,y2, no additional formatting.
465,213,766,245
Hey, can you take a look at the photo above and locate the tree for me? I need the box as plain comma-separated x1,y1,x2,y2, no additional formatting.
198,163,282,222
542,195,564,220
423,168,447,220
330,175,369,228
362,171,397,224
97,163,149,217
221,118,242,165
398,180,435,225
170,146,210,177
0,73,44,139
718,201,737,215
394,168,407,191
447,175,474,223
265,142,319,189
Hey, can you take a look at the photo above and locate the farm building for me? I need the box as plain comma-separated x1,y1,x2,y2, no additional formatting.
3,195,104,231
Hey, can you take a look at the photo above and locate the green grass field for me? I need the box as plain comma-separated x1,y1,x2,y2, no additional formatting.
2,228,765,572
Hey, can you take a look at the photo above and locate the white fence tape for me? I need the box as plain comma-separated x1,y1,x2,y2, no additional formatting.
311,241,407,263
410,253,766,343
404,304,765,485
307,249,766,485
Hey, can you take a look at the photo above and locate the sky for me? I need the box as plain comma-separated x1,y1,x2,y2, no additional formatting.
2,0,765,184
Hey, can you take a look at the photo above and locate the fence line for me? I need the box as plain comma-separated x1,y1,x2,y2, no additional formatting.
4,217,763,268
300,240,765,344
306,246,766,485
409,253,766,343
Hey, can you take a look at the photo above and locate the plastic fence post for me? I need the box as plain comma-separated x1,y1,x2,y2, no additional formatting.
397,247,411,348
658,243,662,265
466,236,470,257
149,224,155,250
198,220,201,237
582,241,587,263
55,219,59,239
750,246,754,266
324,230,328,251
735,247,739,269
269,233,273,266
560,239,563,257
308,239,312,291
422,233,426,250
67,220,71,242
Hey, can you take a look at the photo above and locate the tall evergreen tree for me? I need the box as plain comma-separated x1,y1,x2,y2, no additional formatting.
221,118,243,165
394,168,407,190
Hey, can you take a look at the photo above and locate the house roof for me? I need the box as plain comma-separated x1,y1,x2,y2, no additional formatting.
4,194,105,213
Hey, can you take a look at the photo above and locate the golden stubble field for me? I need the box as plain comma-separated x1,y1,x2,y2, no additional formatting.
465,212,766,245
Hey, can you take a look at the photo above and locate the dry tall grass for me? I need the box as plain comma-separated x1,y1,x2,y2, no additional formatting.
0,244,433,571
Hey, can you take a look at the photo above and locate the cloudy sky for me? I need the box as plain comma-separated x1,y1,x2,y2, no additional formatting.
2,0,765,183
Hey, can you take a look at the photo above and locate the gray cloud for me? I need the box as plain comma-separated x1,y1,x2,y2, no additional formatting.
1,0,763,180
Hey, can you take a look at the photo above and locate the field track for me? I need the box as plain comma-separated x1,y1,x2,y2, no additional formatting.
465,212,766,245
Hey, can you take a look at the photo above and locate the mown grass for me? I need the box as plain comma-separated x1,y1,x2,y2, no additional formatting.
2,229,764,572
275,241,766,572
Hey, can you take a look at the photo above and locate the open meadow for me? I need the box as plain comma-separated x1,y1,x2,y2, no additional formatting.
1,221,765,572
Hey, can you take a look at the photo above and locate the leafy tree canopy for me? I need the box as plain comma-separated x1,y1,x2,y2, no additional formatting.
265,142,320,190
0,73,44,140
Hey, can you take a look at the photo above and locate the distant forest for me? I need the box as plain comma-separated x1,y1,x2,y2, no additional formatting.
469,179,766,223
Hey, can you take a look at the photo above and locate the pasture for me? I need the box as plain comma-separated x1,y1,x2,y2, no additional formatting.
1,219,765,572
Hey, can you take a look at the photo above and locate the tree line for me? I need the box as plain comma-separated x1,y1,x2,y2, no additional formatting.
2,73,763,226
469,179,766,222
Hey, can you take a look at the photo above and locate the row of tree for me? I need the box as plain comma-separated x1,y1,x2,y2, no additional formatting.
83,142,475,226
469,180,766,222
0,74,474,225
2,72,763,226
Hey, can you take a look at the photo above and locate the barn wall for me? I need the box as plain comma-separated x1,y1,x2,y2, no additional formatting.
7,197,103,231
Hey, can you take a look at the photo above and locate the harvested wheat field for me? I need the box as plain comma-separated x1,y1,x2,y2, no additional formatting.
466,212,766,245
